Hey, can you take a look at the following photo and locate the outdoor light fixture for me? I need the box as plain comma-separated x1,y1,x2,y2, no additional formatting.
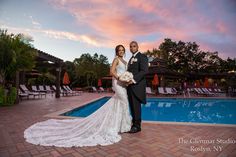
56,68,61,72
228,70,235,74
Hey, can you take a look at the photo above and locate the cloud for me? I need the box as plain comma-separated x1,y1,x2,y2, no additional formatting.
48,0,236,45
29,16,41,29
4,0,235,58
1,25,100,47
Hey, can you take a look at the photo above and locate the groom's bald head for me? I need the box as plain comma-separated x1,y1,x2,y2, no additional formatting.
130,41,139,54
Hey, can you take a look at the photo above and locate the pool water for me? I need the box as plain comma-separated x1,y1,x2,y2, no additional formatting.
62,97,236,125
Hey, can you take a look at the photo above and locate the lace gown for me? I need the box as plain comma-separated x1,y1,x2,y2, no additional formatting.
24,59,132,147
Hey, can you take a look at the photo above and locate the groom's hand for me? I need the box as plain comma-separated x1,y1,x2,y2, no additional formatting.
125,80,132,86
127,80,133,85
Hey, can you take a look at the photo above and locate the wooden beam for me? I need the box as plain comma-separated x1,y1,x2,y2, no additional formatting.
55,62,62,98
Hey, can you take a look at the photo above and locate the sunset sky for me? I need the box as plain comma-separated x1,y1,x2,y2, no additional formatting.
1,0,235,63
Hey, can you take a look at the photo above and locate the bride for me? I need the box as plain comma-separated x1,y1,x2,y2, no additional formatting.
24,45,132,147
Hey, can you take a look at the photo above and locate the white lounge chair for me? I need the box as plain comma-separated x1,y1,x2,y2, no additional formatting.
158,87,169,95
194,88,209,96
52,85,56,91
31,85,39,92
60,86,74,96
193,88,203,95
39,85,47,93
18,90,29,100
92,86,99,92
166,87,177,95
99,87,106,92
146,87,155,95
20,84,43,98
202,88,215,96
45,85,54,94
65,85,82,95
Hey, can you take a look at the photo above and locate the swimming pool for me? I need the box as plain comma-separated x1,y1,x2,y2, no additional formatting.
62,97,236,125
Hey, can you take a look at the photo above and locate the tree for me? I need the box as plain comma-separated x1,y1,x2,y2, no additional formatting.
145,38,235,75
0,29,37,105
0,30,37,86
0,30,14,85
72,53,110,87
144,48,161,58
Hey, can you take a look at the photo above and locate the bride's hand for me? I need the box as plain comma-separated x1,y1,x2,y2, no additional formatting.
123,80,133,86
120,80,129,84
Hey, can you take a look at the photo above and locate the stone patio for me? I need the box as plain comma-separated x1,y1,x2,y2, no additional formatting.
0,93,235,157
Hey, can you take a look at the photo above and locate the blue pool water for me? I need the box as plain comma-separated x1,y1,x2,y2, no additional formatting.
62,97,236,125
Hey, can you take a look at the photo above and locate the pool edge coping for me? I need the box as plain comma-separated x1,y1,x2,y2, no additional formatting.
44,95,107,119
44,96,236,128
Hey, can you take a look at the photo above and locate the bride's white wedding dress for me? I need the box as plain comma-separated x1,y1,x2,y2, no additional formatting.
24,58,132,147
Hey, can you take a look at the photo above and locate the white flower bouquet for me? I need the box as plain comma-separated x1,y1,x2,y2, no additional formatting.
119,71,135,82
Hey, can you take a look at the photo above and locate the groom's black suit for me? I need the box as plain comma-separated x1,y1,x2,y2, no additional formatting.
127,52,148,128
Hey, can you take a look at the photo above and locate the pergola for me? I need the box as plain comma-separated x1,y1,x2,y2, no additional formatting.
17,49,63,99
146,57,185,87
101,57,185,88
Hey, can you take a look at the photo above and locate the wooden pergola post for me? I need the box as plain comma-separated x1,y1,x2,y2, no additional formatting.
55,62,62,98
15,71,20,104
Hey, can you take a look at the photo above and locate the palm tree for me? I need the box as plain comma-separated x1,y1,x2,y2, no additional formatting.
0,29,37,104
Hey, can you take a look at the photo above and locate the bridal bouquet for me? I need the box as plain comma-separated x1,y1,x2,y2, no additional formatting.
119,71,134,82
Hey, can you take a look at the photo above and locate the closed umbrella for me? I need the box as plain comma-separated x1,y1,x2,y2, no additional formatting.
152,74,159,86
63,72,70,85
152,74,159,91
98,79,102,87
204,77,209,88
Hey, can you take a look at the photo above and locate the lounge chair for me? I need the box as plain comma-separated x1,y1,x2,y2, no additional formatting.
52,85,56,91
92,86,99,92
52,85,66,96
158,87,169,95
31,85,40,92
201,88,215,96
172,88,178,94
146,87,155,95
216,88,224,93
18,89,29,100
166,87,177,95
210,88,222,96
45,85,54,94
62,85,77,96
20,84,42,98
99,87,106,92
193,88,204,96
39,85,47,93
193,88,209,96
60,86,73,96
65,85,82,95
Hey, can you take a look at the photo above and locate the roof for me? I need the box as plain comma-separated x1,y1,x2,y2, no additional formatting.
147,66,185,78
150,57,166,64
34,48,63,63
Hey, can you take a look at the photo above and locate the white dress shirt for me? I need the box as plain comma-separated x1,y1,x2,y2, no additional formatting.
130,51,140,84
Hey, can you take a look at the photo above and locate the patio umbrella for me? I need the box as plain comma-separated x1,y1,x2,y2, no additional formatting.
195,80,200,87
204,77,209,88
152,74,159,86
152,74,159,90
97,79,102,87
63,72,70,85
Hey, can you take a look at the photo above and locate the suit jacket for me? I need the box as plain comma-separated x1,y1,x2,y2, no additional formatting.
127,52,149,104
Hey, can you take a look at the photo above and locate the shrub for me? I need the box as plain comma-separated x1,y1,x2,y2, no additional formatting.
0,86,17,106
0,85,5,106
6,87,17,105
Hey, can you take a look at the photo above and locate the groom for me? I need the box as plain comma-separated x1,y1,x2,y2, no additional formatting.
127,41,149,133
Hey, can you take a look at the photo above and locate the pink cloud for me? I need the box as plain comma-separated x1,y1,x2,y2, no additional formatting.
47,0,236,57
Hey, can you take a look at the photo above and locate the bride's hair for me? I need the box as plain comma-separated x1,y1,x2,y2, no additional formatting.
115,45,125,57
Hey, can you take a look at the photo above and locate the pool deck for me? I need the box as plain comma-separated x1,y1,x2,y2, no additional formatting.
0,92,236,157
